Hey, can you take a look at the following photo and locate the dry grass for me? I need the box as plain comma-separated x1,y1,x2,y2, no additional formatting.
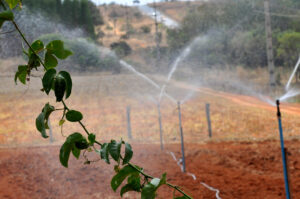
1,71,300,147
97,4,168,51
150,1,205,22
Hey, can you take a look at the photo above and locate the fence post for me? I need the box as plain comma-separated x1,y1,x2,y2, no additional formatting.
177,101,186,173
205,103,212,138
157,103,164,150
48,119,53,143
127,106,132,139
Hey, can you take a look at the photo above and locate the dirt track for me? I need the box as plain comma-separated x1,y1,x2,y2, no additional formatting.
172,80,300,117
1,141,300,198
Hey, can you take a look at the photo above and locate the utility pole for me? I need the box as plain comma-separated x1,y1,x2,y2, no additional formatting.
153,1,160,69
264,0,276,88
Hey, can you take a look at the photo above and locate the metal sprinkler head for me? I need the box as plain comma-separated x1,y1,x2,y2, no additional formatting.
276,99,281,118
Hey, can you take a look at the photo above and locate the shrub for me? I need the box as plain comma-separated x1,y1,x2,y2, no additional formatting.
140,25,151,34
276,31,300,67
110,41,132,57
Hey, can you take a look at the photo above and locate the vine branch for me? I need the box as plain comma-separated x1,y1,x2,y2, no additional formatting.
3,2,193,198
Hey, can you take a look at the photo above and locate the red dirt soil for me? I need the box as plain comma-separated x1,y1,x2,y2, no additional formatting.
1,140,300,199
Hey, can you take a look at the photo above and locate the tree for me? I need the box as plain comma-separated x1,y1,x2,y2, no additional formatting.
277,31,300,67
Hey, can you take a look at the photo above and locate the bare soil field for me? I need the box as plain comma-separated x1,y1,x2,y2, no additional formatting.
1,140,300,198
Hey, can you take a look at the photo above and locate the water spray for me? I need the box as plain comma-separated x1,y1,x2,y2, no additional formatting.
157,102,164,150
177,101,186,173
119,60,176,104
286,56,300,91
276,100,291,199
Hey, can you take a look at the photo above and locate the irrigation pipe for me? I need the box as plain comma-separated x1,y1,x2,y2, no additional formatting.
167,151,222,199
276,100,291,199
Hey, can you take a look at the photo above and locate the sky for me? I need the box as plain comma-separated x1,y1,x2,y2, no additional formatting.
91,0,156,6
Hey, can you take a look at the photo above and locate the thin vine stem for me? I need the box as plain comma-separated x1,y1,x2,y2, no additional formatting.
127,162,193,199
5,5,193,198
62,99,192,198
12,21,47,70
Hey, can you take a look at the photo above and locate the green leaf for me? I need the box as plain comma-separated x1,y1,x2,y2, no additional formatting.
100,143,110,164
54,74,66,102
88,134,96,145
4,0,20,9
123,142,133,165
75,139,89,150
174,197,189,199
111,165,137,191
60,141,72,167
58,71,72,99
45,51,58,69
42,69,56,94
66,110,83,122
43,103,55,129
60,133,86,167
0,10,14,20
59,119,65,126
46,40,72,60
141,173,167,199
67,132,84,143
0,10,14,28
30,40,44,55
36,112,48,138
120,173,141,196
15,65,27,84
72,145,80,159
108,140,122,162
35,103,55,138
141,183,156,199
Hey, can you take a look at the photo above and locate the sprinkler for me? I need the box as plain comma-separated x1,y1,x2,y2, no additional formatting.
157,102,164,150
177,101,186,173
276,99,291,199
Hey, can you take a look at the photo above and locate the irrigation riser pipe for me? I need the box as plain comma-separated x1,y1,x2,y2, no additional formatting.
276,100,291,199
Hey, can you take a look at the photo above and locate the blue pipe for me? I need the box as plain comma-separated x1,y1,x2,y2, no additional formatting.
276,100,291,199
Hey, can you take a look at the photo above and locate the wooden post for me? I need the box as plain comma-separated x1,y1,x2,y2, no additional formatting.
48,119,53,143
153,1,160,69
205,103,212,138
264,0,276,87
127,106,132,139
157,103,164,150
177,101,186,173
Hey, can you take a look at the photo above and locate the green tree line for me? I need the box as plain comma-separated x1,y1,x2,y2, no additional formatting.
22,0,103,38
167,0,300,69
